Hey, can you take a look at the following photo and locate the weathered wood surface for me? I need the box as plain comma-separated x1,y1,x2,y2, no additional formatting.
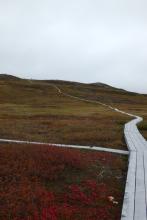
121,116,147,220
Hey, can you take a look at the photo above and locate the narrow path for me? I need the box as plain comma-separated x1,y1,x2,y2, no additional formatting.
121,117,147,220
0,138,129,155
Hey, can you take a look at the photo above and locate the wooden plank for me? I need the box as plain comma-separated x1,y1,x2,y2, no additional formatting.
122,116,147,220
143,151,147,215
0,139,129,155
121,152,136,220
134,152,147,220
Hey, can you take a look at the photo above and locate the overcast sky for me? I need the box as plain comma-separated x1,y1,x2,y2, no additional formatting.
0,0,147,93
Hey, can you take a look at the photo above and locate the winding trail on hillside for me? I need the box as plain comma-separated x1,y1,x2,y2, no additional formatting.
0,83,147,219
48,84,147,220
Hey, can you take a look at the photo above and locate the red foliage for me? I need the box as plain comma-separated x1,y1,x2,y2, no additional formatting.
21,180,115,220
0,144,125,220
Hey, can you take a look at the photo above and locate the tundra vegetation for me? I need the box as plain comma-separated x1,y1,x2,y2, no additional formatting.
0,74,147,219
0,143,127,220
1,75,145,150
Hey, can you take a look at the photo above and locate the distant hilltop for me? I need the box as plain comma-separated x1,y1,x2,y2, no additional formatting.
0,73,141,95
0,74,116,89
0,74,21,81
91,82,113,88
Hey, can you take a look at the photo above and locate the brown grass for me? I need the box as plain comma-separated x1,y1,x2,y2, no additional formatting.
0,76,146,149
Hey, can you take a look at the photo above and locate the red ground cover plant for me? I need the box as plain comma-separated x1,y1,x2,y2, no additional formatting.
0,144,127,220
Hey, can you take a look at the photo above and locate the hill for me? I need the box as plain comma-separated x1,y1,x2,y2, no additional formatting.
90,82,126,91
0,74,146,149
0,73,21,81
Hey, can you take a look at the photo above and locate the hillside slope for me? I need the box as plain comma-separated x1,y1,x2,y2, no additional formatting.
0,74,146,149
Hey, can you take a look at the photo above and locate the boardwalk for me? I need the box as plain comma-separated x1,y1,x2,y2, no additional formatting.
0,138,129,155
121,116,147,220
